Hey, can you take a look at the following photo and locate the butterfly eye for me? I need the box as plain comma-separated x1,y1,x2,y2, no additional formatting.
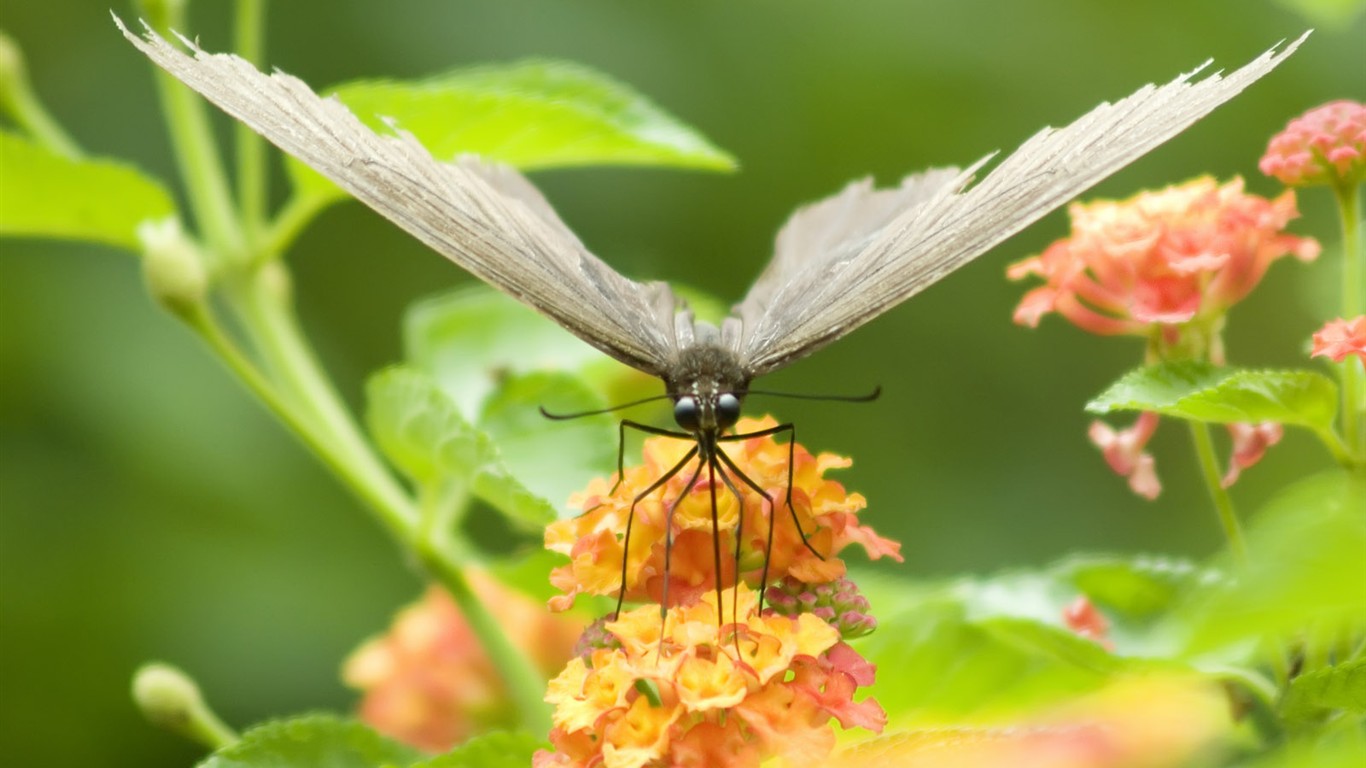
673,397,700,432
717,393,741,428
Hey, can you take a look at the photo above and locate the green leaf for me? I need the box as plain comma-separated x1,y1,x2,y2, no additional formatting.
405,285,643,419
408,731,546,768
479,372,615,518
1182,471,1366,654
854,568,1168,722
287,59,736,206
1086,361,1338,429
1061,554,1209,618
0,130,175,250
1281,659,1366,725
365,366,557,528
196,714,420,768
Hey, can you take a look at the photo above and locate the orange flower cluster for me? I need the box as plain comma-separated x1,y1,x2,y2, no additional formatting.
1260,100,1366,187
1311,316,1366,365
534,585,886,768
544,416,902,613
1008,177,1318,341
344,576,583,752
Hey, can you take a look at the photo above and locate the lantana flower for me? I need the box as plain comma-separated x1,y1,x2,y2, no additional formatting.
1260,100,1366,188
544,416,902,613
1311,316,1366,365
535,584,885,768
1008,176,1318,346
1087,412,1162,500
343,574,583,752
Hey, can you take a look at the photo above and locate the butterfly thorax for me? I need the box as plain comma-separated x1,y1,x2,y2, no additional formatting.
663,342,750,438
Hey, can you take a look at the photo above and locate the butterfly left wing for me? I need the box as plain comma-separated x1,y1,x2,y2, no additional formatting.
735,33,1307,377
118,18,682,377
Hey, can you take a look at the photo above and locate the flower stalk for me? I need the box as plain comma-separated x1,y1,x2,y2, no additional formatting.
1188,421,1248,565
1335,181,1364,459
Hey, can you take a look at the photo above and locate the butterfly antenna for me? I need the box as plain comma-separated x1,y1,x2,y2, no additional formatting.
745,385,882,403
539,393,672,420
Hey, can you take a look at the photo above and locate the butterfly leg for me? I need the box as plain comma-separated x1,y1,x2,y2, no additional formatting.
615,441,698,621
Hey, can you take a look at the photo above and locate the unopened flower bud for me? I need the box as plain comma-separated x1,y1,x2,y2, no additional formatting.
139,217,207,317
766,576,877,638
132,662,237,748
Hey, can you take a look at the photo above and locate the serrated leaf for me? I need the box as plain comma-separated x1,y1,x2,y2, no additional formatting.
408,731,546,768
1281,659,1366,725
0,130,175,250
196,714,420,768
1182,471,1366,654
480,372,615,517
1086,361,1338,429
287,59,736,206
365,366,556,528
405,285,641,420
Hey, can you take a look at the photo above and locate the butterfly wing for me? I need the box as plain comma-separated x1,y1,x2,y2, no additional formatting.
119,19,682,376
735,33,1307,377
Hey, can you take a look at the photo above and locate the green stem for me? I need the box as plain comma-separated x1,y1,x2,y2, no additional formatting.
181,301,415,528
0,32,83,158
234,0,268,244
260,194,330,263
1335,182,1364,460
416,539,552,735
1188,421,1248,565
141,2,244,262
226,266,416,535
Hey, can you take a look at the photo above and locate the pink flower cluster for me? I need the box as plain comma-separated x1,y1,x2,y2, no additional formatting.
1009,177,1319,338
1311,316,1366,366
1260,100,1366,187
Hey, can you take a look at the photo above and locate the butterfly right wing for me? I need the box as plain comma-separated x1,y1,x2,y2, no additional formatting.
734,34,1307,377
119,19,681,376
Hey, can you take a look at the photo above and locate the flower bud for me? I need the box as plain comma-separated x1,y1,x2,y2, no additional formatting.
131,662,236,748
138,217,207,317
766,576,877,639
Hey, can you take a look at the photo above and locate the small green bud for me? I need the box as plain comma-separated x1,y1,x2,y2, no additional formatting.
131,662,237,749
139,217,208,316
132,662,203,732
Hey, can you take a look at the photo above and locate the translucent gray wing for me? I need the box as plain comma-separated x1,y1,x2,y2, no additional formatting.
735,33,1307,376
118,19,681,376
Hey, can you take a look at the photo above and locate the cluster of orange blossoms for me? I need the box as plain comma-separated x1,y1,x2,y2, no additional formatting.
535,417,897,766
544,416,902,612
534,585,886,768
344,576,583,752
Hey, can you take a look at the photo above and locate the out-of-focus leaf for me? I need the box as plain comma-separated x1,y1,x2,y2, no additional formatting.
365,366,556,528
1086,362,1337,430
404,285,643,420
196,714,420,768
855,568,1167,722
1181,471,1366,654
408,731,546,768
479,372,614,518
1281,659,1366,725
287,59,736,206
1061,554,1212,618
0,130,175,250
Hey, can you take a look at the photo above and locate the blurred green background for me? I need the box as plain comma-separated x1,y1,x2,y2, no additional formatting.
1,0,1361,765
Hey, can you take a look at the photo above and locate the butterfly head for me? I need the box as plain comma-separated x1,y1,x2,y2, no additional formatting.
665,343,751,438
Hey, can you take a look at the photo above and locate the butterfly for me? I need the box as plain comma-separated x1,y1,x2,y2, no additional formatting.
119,17,1305,621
